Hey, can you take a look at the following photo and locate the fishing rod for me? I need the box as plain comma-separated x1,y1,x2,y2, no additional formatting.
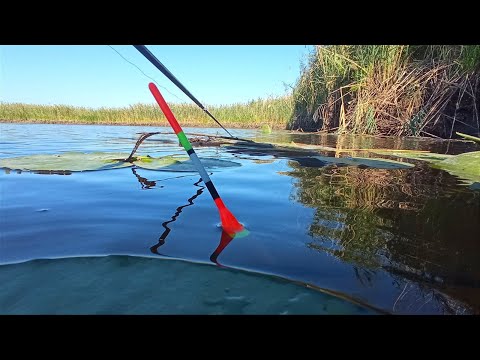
148,82,246,235
133,45,238,140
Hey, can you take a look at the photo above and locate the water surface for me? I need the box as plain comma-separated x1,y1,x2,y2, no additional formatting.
1,123,479,314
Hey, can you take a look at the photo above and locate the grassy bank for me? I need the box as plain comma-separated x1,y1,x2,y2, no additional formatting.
0,97,294,129
289,45,480,138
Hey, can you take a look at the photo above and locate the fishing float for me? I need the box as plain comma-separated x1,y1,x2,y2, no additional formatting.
148,82,246,236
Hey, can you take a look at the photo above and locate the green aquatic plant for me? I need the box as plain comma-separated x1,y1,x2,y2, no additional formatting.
430,151,480,185
261,124,272,134
0,152,132,172
0,152,241,173
371,150,480,185
133,156,241,172
292,155,414,169
371,150,453,162
456,132,480,144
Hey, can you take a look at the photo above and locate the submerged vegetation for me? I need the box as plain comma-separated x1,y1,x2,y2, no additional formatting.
289,45,480,138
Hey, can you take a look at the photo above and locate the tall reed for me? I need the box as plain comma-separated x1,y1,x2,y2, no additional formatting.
289,45,480,138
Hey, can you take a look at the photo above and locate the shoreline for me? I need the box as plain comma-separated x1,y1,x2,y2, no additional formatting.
0,118,286,130
2,119,473,141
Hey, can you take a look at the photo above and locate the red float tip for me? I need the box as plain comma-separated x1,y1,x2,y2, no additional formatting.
219,206,244,235
214,198,244,235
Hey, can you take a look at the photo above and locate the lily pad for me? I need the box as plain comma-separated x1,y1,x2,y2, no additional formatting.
430,151,480,184
370,150,480,185
340,156,414,169
134,156,242,172
132,155,185,169
293,155,414,169
371,150,453,162
0,152,132,172
0,152,242,174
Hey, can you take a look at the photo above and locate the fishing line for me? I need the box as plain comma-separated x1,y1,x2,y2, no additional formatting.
133,45,239,140
111,45,254,143
107,45,185,103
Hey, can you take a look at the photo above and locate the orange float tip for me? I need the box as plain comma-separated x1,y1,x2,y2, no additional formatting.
219,206,245,235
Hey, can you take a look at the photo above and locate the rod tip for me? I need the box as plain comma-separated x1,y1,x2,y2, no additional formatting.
149,83,159,93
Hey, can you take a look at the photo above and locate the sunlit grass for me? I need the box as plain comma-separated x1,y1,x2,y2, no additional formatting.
289,45,480,137
0,96,295,129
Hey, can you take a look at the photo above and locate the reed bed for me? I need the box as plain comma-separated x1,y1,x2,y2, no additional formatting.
288,45,480,138
0,96,294,129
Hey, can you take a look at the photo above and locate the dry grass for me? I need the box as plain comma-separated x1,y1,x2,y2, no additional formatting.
289,45,480,138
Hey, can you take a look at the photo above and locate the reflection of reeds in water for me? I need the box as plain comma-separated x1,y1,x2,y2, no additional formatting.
288,163,439,269
290,162,454,213
285,161,480,313
390,280,471,314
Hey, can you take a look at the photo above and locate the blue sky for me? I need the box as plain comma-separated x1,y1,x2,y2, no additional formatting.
1,45,313,108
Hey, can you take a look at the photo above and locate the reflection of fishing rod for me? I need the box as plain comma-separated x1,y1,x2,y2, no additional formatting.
131,168,159,189
148,82,245,236
131,168,201,189
149,178,238,266
131,167,239,261
209,231,235,267
151,178,205,255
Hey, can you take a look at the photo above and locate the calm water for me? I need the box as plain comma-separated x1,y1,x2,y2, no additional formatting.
1,123,479,314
